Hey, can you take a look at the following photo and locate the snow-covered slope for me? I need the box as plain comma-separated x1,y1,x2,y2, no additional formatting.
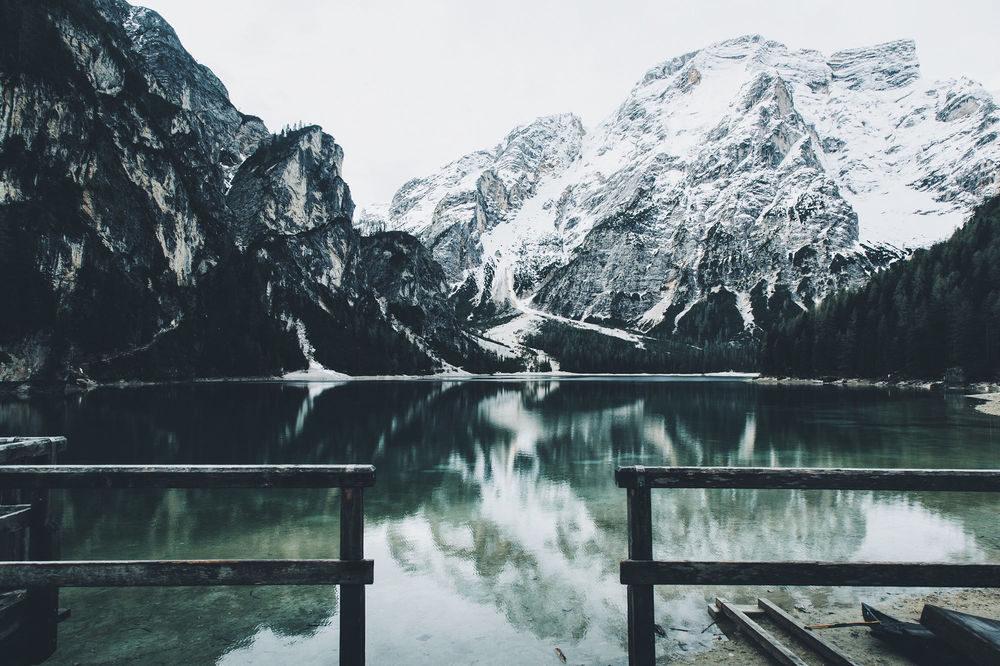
371,36,1000,339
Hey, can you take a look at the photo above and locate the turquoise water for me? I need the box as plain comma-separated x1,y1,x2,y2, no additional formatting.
1,379,998,664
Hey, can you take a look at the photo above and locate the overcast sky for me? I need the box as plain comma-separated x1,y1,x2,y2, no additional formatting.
136,0,1000,209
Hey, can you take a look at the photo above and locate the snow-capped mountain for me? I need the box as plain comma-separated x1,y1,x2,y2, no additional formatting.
370,36,1000,340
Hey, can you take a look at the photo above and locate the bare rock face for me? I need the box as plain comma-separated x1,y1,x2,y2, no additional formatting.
374,36,1000,341
0,0,481,382
0,0,253,381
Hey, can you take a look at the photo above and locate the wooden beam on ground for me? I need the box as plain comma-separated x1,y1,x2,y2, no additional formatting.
620,560,1000,587
0,464,377,489
0,559,374,587
715,598,808,666
0,505,31,533
708,603,763,621
757,598,861,666
614,466,1000,491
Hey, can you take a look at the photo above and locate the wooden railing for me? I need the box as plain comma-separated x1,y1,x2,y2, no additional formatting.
1,437,66,665
615,465,1000,666
0,445,375,665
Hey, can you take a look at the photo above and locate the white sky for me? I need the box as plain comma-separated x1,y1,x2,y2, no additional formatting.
135,0,1000,209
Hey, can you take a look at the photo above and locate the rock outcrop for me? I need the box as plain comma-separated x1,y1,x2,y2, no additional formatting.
0,0,485,382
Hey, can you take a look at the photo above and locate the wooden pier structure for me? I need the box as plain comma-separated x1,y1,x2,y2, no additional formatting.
615,465,1000,665
0,437,375,665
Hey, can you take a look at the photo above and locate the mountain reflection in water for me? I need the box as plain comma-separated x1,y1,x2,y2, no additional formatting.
1,379,997,664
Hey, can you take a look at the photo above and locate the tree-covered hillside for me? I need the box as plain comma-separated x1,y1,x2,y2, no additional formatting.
763,195,1000,381
523,321,757,374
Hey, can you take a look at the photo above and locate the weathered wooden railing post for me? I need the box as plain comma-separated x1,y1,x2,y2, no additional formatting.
340,487,365,664
24,444,59,663
625,467,654,666
1,437,66,665
0,460,375,664
616,466,1000,665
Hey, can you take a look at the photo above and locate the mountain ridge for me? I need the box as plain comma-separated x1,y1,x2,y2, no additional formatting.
364,35,999,347
0,0,496,383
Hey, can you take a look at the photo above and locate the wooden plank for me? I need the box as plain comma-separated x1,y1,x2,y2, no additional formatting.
340,487,366,665
920,604,1000,666
757,597,861,666
0,559,374,587
715,598,808,666
626,486,655,666
733,604,765,616
0,438,66,465
0,464,377,489
620,560,1000,587
614,466,1000,491
0,505,31,533
708,603,763,620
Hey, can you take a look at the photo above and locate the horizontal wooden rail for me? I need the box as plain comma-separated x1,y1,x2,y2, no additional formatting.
620,561,1000,587
0,456,376,663
0,438,66,465
615,466,1000,491
617,465,1000,666
0,465,376,489
0,559,374,587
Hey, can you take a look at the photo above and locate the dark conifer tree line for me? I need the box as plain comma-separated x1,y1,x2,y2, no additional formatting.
763,195,1000,381
523,321,757,373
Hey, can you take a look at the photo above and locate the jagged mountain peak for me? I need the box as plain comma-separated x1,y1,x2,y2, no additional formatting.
375,36,999,343
113,1,236,114
0,0,503,381
227,125,353,252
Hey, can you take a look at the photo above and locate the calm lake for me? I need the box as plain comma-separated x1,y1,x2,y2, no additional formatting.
2,378,999,664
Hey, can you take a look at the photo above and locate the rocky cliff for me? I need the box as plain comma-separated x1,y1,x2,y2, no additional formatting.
0,0,483,382
369,36,1000,342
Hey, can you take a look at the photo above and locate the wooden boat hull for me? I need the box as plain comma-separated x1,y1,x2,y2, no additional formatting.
860,603,957,664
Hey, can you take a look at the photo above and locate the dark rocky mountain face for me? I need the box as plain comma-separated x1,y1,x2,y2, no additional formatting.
0,0,483,382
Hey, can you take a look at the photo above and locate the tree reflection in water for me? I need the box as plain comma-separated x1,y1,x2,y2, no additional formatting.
0,379,997,664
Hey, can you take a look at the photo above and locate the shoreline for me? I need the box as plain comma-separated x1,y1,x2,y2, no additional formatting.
0,371,762,396
967,392,1000,416
754,374,1000,393
3,371,999,400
